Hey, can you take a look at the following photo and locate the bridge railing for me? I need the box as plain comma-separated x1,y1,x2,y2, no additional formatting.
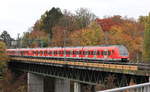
98,82,150,92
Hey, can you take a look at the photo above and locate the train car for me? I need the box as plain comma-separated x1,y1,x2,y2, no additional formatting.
6,45,129,62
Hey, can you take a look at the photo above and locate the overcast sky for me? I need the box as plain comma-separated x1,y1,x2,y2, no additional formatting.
0,0,150,39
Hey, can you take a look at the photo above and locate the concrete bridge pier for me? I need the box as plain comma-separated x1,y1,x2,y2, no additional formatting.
28,73,44,92
74,82,81,92
55,78,70,92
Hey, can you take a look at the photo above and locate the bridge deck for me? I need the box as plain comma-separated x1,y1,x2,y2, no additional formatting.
11,57,150,77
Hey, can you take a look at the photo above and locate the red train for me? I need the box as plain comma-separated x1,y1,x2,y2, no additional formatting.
6,45,129,62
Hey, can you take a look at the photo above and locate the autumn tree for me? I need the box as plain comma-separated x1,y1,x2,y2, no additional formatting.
0,41,8,79
51,10,78,46
0,42,26,92
96,15,123,32
96,15,123,44
0,41,8,62
108,20,143,61
22,7,63,47
141,13,150,62
57,10,79,31
22,30,48,48
70,21,104,46
75,8,96,29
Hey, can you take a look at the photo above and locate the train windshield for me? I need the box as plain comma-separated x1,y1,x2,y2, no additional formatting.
118,45,129,56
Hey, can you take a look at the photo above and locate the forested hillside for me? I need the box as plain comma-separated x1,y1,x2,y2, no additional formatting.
21,7,149,62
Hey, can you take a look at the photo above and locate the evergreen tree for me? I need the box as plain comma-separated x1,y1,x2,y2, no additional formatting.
40,7,63,39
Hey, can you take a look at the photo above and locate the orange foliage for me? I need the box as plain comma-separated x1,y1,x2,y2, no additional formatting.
108,21,144,61
96,16,122,31
51,26,67,46
70,22,104,46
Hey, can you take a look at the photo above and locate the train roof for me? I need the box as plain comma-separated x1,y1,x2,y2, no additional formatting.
6,45,127,50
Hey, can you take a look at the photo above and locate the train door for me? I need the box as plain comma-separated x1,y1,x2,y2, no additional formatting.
82,47,88,60
103,49,108,61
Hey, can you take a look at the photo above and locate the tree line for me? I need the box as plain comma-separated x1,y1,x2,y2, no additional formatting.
1,7,150,62
20,7,150,62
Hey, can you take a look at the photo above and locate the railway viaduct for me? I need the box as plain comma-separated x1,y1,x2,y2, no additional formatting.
8,57,150,92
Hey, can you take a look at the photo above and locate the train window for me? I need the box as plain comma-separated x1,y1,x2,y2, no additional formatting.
61,51,64,54
102,51,106,55
40,51,43,54
21,51,23,55
83,51,85,55
55,51,57,55
86,51,88,55
77,51,79,55
67,51,70,55
102,51,103,55
104,51,107,55
49,51,51,55
66,51,68,55
89,51,91,55
93,51,97,55
56,51,58,55
83,51,88,55
97,51,101,55
77,51,80,55
74,51,77,55
32,51,34,54
108,51,111,56
88,51,90,55
72,51,75,55
79,51,82,55
61,51,63,54
92,51,94,55
44,51,47,54
54,51,56,55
